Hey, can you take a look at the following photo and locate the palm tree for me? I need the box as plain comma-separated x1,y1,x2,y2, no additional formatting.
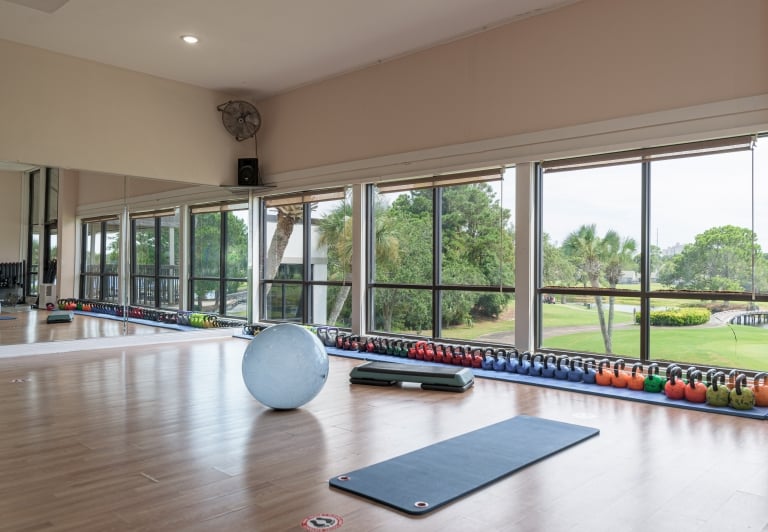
265,204,304,282
563,224,636,354
602,230,637,351
316,197,400,326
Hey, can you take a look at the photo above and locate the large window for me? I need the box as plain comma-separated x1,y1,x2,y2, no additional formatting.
190,202,248,317
260,188,352,326
539,135,768,372
80,217,120,302
131,210,180,309
368,168,515,342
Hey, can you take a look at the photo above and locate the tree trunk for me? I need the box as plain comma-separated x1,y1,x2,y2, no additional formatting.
264,212,296,296
328,284,350,325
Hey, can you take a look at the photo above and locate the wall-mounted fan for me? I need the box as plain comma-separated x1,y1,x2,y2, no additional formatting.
217,100,261,141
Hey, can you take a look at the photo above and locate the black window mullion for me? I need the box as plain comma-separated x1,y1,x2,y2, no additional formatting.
433,187,442,339
640,161,651,364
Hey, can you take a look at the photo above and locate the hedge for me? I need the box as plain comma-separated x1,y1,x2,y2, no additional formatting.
634,307,711,326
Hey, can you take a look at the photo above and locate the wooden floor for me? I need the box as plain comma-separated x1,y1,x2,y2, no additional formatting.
0,306,173,345
0,314,767,531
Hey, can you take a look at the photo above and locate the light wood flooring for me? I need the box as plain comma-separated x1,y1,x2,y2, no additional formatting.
0,311,767,531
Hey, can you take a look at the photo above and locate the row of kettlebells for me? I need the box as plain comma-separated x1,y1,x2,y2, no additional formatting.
57,299,246,329
315,326,767,411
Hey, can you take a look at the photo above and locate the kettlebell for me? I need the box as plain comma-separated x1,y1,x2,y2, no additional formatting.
612,359,630,388
567,356,584,382
582,358,597,384
627,362,645,391
481,348,496,370
529,353,544,377
684,369,707,403
516,351,532,375
643,363,666,393
752,372,768,407
706,371,730,407
505,348,520,373
492,348,508,371
664,366,686,400
471,348,484,368
729,374,755,410
541,354,557,378
424,342,436,362
554,355,570,380
595,359,613,386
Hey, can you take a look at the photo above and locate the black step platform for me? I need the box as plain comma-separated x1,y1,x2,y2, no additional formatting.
349,361,474,392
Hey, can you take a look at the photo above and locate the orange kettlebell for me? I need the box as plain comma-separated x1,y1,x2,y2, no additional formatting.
595,359,613,386
611,359,630,388
627,362,645,391
664,366,686,400
752,372,768,407
684,369,707,403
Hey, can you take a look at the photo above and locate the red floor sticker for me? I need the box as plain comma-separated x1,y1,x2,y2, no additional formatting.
301,513,343,531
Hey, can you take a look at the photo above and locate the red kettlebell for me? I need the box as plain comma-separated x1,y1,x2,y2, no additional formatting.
612,359,630,388
442,345,454,365
664,366,686,400
424,342,436,362
407,341,417,359
366,337,376,353
462,347,475,367
684,369,707,403
595,359,613,386
752,372,768,407
471,348,484,368
627,362,645,391
434,343,445,363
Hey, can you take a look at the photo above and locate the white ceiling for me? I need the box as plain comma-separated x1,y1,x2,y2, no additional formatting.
0,0,578,100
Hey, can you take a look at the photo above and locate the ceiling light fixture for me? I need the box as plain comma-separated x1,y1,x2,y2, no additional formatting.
180,35,199,45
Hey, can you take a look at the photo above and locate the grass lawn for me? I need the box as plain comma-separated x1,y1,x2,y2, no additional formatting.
546,325,768,371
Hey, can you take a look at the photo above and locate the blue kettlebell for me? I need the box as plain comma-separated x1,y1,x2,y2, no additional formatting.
492,348,508,371
516,351,532,375
582,358,597,384
541,354,557,378
554,355,570,380
505,348,520,373
567,356,584,382
481,347,495,370
529,353,544,377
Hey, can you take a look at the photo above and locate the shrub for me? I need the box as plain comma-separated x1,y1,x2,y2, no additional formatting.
634,307,711,326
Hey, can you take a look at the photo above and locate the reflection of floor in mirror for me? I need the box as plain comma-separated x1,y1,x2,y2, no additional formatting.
0,308,236,358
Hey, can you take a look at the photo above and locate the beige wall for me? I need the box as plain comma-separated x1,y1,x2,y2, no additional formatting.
0,39,250,187
1,0,767,302
0,170,22,260
257,0,768,178
77,171,192,206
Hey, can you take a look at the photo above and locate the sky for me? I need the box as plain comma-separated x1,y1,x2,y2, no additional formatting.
541,141,768,252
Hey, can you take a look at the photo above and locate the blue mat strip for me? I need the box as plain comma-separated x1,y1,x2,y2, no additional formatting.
72,311,199,331
329,415,599,515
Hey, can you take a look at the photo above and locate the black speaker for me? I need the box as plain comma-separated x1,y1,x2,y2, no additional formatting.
237,158,259,186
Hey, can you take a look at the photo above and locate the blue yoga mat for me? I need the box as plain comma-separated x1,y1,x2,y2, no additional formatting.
329,415,599,515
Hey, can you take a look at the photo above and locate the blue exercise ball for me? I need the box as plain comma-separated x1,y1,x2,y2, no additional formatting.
242,323,329,409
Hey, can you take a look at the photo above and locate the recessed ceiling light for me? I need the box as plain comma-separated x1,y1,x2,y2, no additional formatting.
180,35,199,45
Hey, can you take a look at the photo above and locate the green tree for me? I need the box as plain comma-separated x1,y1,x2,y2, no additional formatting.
562,224,637,354
658,225,760,291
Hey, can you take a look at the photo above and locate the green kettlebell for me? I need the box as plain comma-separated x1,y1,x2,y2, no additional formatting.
705,371,730,407
643,362,666,393
729,374,755,410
